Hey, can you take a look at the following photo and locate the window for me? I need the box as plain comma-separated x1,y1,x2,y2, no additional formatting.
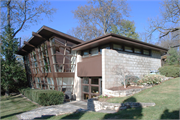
47,77,55,90
125,46,133,52
42,77,47,89
100,44,110,53
56,77,74,93
91,48,98,56
143,50,150,55
37,43,51,73
113,44,123,51
83,50,89,57
83,77,89,84
30,50,39,74
35,77,42,89
134,48,142,54
91,78,99,85
50,38,77,73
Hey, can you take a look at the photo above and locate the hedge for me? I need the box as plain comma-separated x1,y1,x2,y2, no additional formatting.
158,66,180,77
19,88,64,106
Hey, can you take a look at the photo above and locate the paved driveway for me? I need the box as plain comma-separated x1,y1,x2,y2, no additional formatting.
17,101,87,119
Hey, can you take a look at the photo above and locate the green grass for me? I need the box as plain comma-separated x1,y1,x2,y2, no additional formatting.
0,94,39,120
48,77,180,120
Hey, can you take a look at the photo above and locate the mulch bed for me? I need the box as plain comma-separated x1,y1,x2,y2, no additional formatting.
108,85,142,91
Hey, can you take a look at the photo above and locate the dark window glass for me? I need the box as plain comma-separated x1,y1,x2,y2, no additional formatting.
91,48,98,56
83,50,89,57
143,50,150,55
91,78,99,85
113,44,123,51
134,48,142,54
125,46,133,52
83,86,89,92
83,78,89,84
91,86,99,94
100,44,110,53
84,94,89,100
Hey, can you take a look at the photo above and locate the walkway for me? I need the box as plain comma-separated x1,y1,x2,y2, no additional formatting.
17,101,87,119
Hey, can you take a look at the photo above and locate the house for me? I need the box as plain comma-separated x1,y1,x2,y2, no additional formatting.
17,26,168,101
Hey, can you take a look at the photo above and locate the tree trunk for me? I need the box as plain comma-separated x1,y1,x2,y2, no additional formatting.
7,0,11,33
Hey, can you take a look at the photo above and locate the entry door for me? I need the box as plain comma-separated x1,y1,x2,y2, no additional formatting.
82,77,101,100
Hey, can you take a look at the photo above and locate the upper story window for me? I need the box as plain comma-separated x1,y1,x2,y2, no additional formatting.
91,48,98,56
100,44,110,53
24,55,31,74
134,48,142,54
143,50,150,55
125,46,133,52
113,44,123,51
50,37,77,73
30,50,39,74
83,50,89,57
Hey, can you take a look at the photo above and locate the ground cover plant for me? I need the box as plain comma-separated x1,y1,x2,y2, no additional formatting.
45,77,180,119
0,94,39,120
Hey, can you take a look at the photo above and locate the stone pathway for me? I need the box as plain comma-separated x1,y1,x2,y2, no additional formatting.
17,101,87,119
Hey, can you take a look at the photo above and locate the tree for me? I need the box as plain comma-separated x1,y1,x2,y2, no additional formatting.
1,0,56,38
1,27,27,96
110,20,139,40
1,0,56,96
68,0,130,41
112,64,134,88
166,48,180,65
147,0,180,40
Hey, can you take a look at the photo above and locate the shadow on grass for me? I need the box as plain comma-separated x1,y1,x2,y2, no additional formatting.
1,111,24,119
103,96,143,119
160,109,179,119
34,115,55,119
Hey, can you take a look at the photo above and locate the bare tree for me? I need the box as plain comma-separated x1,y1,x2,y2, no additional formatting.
112,65,133,89
1,0,56,38
68,0,130,41
147,0,180,40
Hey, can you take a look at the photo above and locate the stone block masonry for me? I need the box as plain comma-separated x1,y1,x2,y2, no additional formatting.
102,49,161,92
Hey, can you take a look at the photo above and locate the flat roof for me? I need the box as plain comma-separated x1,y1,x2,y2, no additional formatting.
72,33,168,52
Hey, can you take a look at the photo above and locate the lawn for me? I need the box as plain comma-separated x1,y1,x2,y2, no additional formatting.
48,77,180,119
0,94,39,120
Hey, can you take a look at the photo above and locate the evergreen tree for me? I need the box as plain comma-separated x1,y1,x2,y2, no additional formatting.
166,48,180,65
1,27,27,96
110,20,140,40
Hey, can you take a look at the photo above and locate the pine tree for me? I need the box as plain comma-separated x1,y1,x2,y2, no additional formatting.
1,27,27,96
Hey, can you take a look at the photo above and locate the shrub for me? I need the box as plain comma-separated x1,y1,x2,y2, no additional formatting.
19,88,64,106
137,74,165,85
121,75,140,86
159,66,180,77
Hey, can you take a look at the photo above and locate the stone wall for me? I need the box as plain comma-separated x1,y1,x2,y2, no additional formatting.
102,49,161,92
87,98,156,112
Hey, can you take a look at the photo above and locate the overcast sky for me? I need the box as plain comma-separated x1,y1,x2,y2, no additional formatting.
16,0,162,45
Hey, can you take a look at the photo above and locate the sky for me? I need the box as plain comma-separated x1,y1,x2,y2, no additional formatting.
15,0,163,46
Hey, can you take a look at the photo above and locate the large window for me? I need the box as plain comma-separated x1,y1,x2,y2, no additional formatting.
37,43,51,73
50,37,76,73
30,50,39,74
56,77,74,93
47,77,55,90
35,77,42,89
82,77,101,100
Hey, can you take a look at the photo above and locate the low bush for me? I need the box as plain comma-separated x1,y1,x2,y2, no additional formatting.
121,75,140,86
159,65,180,77
19,88,64,106
137,74,165,85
